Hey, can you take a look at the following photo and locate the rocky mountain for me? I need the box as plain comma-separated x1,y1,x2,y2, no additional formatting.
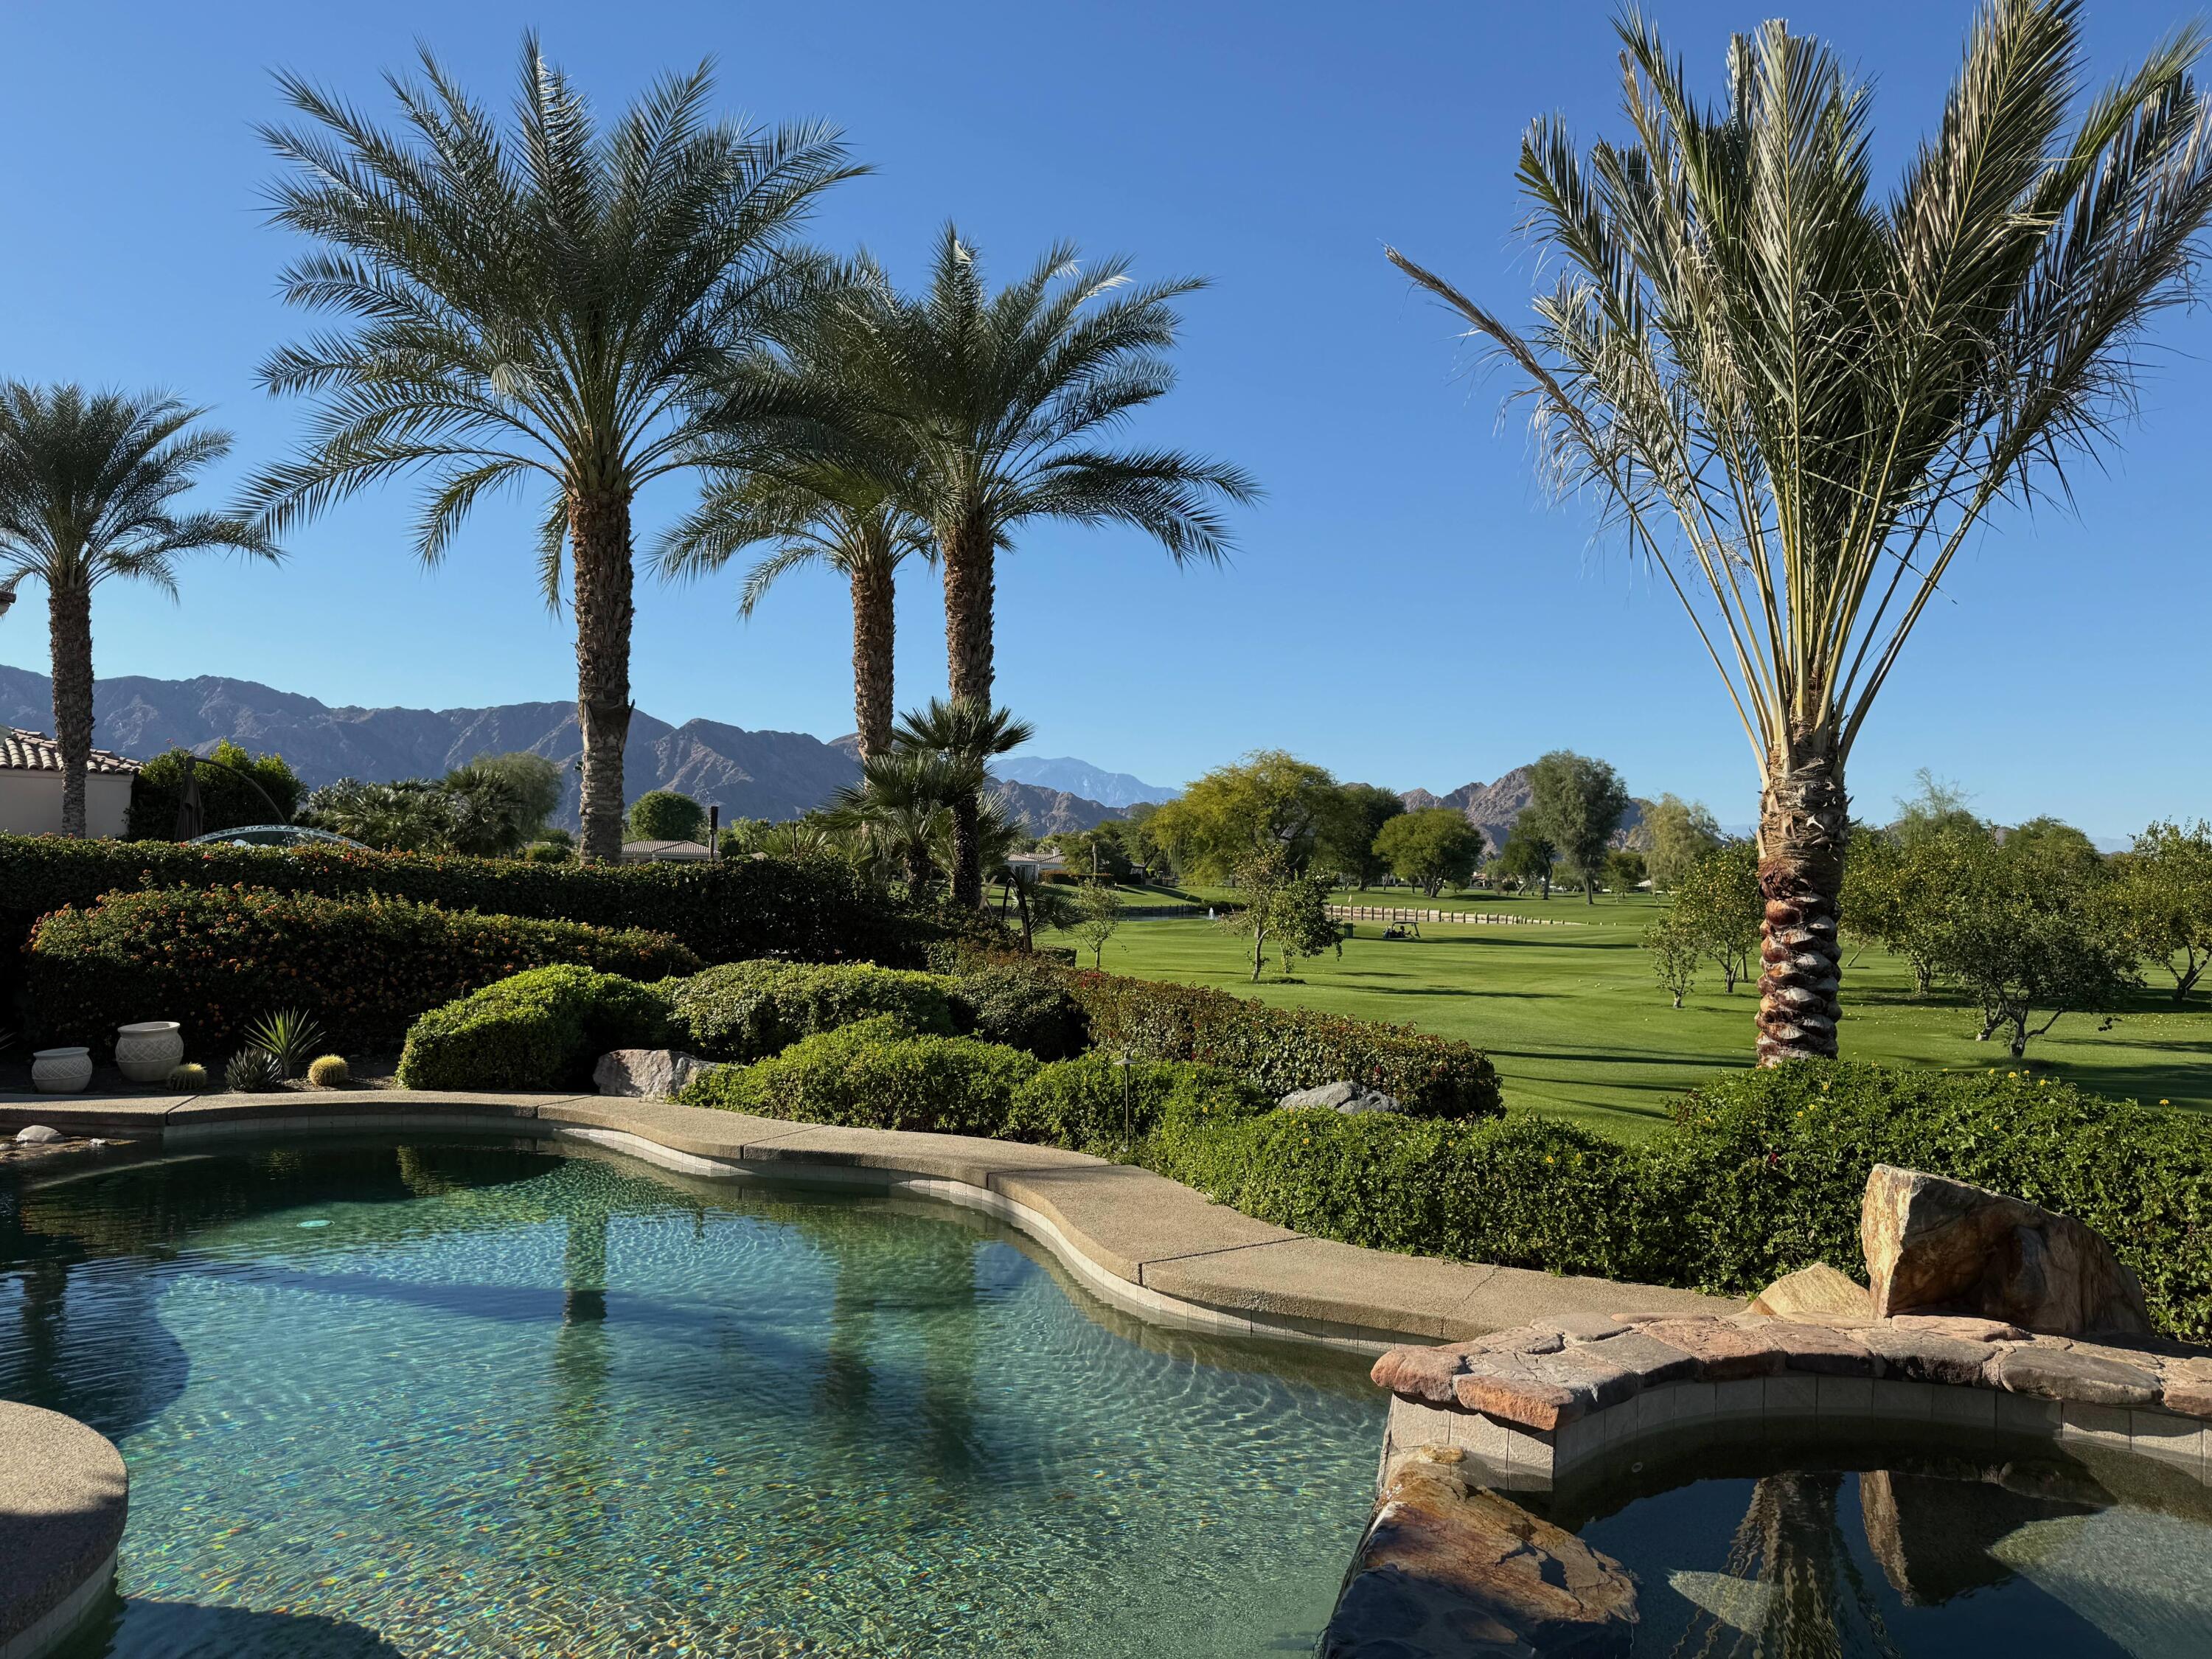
0,664,1132,835
992,755,1178,808
1401,765,1652,853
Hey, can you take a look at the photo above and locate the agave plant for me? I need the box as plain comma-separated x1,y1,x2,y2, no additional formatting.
226,1047,287,1093
246,1007,327,1080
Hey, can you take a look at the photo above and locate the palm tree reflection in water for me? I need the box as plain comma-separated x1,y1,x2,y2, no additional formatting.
1672,1475,1900,1659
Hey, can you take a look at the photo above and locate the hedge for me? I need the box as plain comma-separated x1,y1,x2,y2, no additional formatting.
26,886,699,1059
670,960,956,1062
1061,967,1502,1119
397,966,678,1091
0,833,967,984
945,960,1088,1060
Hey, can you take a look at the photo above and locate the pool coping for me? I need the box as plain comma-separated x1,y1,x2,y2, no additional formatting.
0,1087,1733,1354
0,1402,128,1659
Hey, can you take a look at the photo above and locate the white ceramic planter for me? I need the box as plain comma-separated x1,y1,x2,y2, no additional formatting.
114,1021,185,1084
31,1047,93,1094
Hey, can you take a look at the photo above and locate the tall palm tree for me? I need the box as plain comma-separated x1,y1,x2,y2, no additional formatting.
0,386,276,836
893,698,1035,908
745,232,1259,709
657,467,930,762
242,36,861,862
1388,1,2212,1062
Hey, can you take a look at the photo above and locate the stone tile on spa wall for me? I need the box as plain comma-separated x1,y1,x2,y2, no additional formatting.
2061,1401,2135,1455
1995,1391,2062,1439
1874,1380,1938,1421
2128,1409,2206,1475
1930,1385,1997,1430
1816,1375,1877,1417
1714,1378,1764,1419
1765,1375,1818,1418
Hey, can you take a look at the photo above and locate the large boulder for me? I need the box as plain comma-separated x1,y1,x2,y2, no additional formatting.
594,1049,714,1102
1278,1079,1402,1115
1321,1447,1638,1658
1860,1164,2150,1336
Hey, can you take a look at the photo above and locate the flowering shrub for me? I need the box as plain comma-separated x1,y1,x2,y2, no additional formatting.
26,885,698,1058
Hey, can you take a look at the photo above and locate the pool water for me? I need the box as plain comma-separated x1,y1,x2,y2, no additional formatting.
1541,1427,2212,1657
0,1141,1382,1658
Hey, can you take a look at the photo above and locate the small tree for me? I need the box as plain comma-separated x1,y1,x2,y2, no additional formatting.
1603,849,1647,899
1147,751,1345,880
1326,782,1408,888
1070,880,1123,969
2112,821,2212,1005
1672,843,1761,993
1927,832,2137,1057
627,790,706,843
1374,808,1486,898
1643,795,1722,892
1845,820,1985,995
127,741,305,839
1220,844,1335,982
1525,750,1630,906
1644,914,1701,1008
1495,826,1557,897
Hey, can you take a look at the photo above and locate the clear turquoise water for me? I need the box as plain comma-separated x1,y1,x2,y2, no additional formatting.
0,1142,1382,1658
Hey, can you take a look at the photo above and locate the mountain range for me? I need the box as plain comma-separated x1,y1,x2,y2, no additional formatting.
1400,765,1653,853
0,664,1152,836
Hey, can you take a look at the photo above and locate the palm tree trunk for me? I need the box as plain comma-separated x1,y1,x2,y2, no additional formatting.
940,515,994,706
570,492,634,865
47,578,94,838
850,559,895,762
949,795,982,909
1756,748,1847,1064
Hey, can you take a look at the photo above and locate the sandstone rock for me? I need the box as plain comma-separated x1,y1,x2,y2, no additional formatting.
1452,1349,1640,1430
1371,1341,1482,1405
1277,1080,1402,1114
13,1125,62,1145
1549,1313,1632,1344
593,1049,714,1102
1857,1326,1998,1388
1576,1329,1700,1389
1635,1318,1788,1380
1860,1165,2151,1336
1885,1313,2028,1343
1750,1262,1874,1324
1761,1321,1879,1377
1321,1450,1638,1658
1986,1345,2160,1408
2160,1358,2212,1420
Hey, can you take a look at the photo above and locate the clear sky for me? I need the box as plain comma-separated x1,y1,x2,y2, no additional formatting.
1,0,2206,839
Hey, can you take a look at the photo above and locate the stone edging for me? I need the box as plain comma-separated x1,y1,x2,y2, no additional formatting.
0,1402,128,1659
1370,1308,2212,1492
0,1088,1730,1354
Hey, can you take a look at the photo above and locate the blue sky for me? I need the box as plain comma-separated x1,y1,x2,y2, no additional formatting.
1,0,2206,839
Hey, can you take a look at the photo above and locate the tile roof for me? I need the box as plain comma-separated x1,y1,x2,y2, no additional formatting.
0,727,142,775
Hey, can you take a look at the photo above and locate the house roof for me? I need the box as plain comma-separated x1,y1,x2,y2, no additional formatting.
621,838,714,863
0,728,140,776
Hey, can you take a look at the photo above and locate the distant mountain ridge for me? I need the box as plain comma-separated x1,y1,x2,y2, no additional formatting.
1400,764,1652,853
0,663,1137,835
992,755,1178,808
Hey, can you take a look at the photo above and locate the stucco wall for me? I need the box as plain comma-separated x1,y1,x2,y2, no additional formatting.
0,773,134,837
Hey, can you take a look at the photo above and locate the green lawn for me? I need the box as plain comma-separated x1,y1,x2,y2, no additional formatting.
1043,890,2212,1140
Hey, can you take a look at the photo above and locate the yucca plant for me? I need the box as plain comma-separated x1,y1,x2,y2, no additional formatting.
246,1006,327,1080
1389,0,2212,1062
243,35,860,861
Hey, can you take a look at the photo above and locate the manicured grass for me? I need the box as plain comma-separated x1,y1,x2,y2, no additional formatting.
1043,890,2212,1140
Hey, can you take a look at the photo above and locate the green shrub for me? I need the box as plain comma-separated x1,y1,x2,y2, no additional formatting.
1065,968,1502,1119
686,1019,1042,1135
1006,1054,1265,1157
397,966,678,1091
669,960,958,1062
947,960,1089,1060
27,886,698,1060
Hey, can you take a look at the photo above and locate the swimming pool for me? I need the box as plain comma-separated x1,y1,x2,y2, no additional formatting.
1,1141,1382,1658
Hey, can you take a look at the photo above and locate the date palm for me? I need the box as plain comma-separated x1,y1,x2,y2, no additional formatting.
1389,1,2212,1062
0,385,276,836
242,35,860,861
657,465,930,762
893,697,1036,909
766,232,1258,708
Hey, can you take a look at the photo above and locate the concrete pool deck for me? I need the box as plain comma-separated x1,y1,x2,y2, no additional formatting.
0,1403,128,1659
0,1086,1732,1352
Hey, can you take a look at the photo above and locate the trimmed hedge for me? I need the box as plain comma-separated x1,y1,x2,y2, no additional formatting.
0,833,966,978
946,960,1089,1060
397,966,678,1091
27,886,698,1059
1062,967,1502,1119
669,960,956,1062
689,1019,1041,1135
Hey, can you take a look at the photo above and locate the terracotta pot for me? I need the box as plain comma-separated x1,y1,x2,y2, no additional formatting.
115,1021,185,1084
31,1047,93,1094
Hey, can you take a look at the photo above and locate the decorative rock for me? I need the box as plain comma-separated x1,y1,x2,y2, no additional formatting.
1986,1345,2160,1408
1371,1341,1483,1405
113,1020,184,1084
1857,1325,1999,1388
1860,1164,2151,1336
1451,1349,1639,1430
29,1047,92,1095
1277,1080,1402,1115
1749,1262,1874,1324
1634,1318,1788,1380
14,1125,63,1145
592,1049,714,1102
1321,1449,1638,1658
1575,1329,1700,1389
1885,1313,2028,1343
2160,1358,2212,1419
1760,1321,1880,1377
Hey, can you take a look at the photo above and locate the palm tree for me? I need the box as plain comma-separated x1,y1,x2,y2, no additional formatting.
0,386,277,837
750,232,1258,709
892,698,1035,908
658,468,930,762
242,35,861,861
824,748,959,894
1388,1,2212,1062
